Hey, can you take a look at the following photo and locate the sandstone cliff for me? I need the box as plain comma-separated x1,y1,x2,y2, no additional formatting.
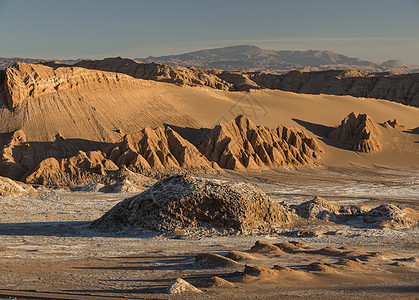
199,115,320,170
248,70,419,107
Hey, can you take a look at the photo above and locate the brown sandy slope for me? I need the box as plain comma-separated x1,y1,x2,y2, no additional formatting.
0,62,418,172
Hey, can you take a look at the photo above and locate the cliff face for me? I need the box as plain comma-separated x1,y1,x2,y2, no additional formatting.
4,62,139,109
248,70,419,107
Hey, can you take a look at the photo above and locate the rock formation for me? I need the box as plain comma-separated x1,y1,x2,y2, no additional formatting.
90,174,293,235
20,117,321,188
75,57,419,107
248,70,419,107
0,176,30,196
105,126,217,171
73,57,236,90
0,130,33,180
328,112,384,153
294,196,371,222
202,276,235,288
3,62,141,109
363,204,419,229
3,59,419,114
199,115,320,169
23,150,118,186
250,240,284,254
167,278,202,295
293,196,418,229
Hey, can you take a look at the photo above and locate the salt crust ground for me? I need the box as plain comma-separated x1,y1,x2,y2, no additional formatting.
0,167,417,299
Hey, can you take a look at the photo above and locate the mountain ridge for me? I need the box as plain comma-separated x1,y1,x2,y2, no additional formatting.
137,45,419,74
2,45,418,74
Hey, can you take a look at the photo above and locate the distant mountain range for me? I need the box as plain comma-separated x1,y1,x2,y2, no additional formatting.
137,45,419,74
2,45,419,74
0,57,79,70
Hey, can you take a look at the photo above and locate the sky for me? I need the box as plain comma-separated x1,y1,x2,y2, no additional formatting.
0,0,419,64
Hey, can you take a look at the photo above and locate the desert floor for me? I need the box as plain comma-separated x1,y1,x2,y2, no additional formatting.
0,166,418,299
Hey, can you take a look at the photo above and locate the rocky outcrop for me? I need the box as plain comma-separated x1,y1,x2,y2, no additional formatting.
0,130,33,180
74,57,234,90
19,117,320,188
0,176,30,196
3,62,139,109
23,150,118,186
363,204,419,229
294,196,371,222
74,58,419,107
90,174,293,235
199,115,320,170
328,112,384,153
105,126,218,171
293,196,418,229
249,70,419,107
382,119,402,129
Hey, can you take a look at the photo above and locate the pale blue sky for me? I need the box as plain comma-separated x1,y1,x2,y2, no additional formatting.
1,0,418,63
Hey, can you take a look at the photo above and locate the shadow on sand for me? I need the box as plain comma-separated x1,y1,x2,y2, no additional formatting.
0,221,159,239
292,118,352,150
163,123,211,146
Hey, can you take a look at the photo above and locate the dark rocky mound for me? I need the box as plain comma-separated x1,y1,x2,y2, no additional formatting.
90,174,293,235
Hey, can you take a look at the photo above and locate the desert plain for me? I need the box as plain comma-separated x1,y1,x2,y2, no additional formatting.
0,58,418,299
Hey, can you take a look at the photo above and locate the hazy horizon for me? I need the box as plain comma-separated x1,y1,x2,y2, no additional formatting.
1,0,419,64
